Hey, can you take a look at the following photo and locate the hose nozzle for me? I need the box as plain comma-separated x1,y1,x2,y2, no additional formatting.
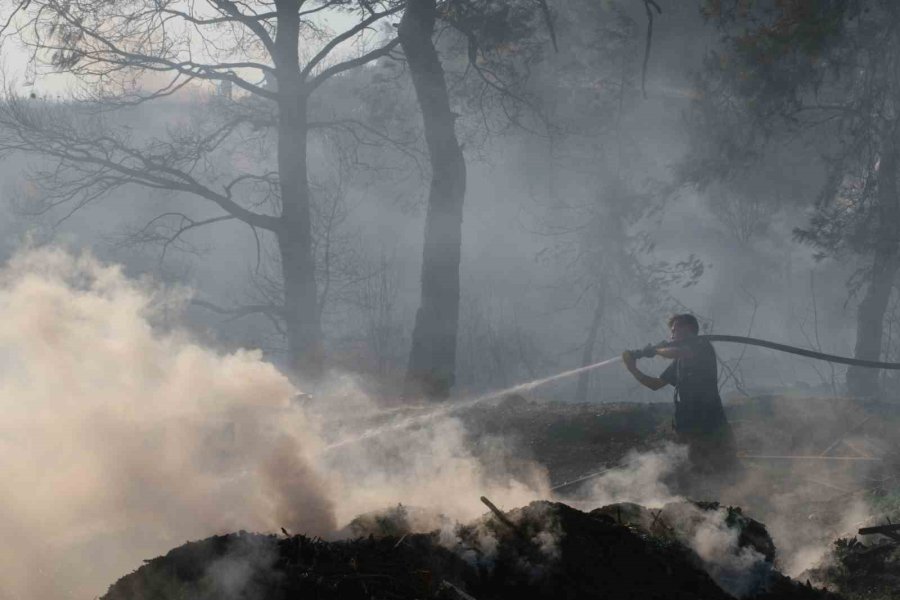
628,343,659,359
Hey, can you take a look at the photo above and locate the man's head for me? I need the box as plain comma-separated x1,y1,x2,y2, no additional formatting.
667,313,699,341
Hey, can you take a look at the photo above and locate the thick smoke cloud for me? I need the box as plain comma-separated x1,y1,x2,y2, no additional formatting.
0,247,330,598
0,248,549,599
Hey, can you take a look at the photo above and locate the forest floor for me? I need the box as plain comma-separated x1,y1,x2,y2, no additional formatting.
459,394,899,495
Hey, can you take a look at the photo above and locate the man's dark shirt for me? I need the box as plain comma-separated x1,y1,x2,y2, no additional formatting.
659,337,728,435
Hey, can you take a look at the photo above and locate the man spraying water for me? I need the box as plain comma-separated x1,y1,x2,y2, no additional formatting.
622,314,737,474
328,312,900,458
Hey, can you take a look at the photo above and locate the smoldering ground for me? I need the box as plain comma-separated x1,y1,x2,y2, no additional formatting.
566,440,887,597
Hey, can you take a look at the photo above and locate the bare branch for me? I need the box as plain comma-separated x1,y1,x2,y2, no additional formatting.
641,0,662,99
25,2,277,99
308,37,401,91
225,170,279,192
210,0,277,56
160,5,276,29
0,97,281,232
308,117,426,173
441,14,549,133
299,1,342,18
120,211,236,264
0,0,30,37
302,4,403,80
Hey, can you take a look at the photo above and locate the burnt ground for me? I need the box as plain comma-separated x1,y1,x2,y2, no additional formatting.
100,395,900,600
102,500,840,600
458,395,900,493
459,394,900,600
458,395,674,487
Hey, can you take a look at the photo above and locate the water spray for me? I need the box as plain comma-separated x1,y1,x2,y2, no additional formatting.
324,355,623,451
326,333,900,452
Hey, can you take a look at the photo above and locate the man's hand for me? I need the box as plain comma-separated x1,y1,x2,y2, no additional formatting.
623,349,668,391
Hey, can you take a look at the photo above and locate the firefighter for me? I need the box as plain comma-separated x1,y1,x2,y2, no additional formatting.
622,314,737,474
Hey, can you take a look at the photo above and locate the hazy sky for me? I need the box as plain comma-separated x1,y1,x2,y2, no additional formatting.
1,5,370,97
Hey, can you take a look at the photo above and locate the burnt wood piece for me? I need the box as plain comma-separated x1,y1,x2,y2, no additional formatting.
858,524,900,542
480,496,527,539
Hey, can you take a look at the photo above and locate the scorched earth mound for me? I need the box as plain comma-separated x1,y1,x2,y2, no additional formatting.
101,500,839,600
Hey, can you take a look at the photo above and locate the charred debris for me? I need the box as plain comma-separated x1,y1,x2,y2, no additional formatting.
102,499,838,600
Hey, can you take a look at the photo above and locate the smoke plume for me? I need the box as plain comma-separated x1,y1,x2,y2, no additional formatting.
0,248,548,599
579,443,688,507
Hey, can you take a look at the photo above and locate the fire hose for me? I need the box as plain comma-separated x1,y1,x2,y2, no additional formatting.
631,334,900,370
546,334,898,493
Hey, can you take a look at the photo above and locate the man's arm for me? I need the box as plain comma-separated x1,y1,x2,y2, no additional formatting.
622,351,669,391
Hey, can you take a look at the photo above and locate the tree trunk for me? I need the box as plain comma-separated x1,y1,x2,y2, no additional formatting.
400,0,467,399
847,127,900,397
574,293,605,403
274,1,323,378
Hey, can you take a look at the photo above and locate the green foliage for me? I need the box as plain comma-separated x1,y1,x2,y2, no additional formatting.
685,0,900,268
696,0,864,132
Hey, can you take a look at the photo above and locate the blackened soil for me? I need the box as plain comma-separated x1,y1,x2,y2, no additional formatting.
102,501,840,600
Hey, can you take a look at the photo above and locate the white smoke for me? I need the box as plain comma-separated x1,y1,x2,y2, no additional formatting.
573,444,774,598
578,443,688,508
0,247,333,598
666,503,772,598
0,247,549,599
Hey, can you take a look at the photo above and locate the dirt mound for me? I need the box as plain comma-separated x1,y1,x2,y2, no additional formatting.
101,501,840,600
592,501,776,562
101,531,471,600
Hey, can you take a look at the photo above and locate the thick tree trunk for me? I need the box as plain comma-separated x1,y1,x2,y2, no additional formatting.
400,0,467,399
274,1,323,377
847,128,900,397
574,293,605,403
